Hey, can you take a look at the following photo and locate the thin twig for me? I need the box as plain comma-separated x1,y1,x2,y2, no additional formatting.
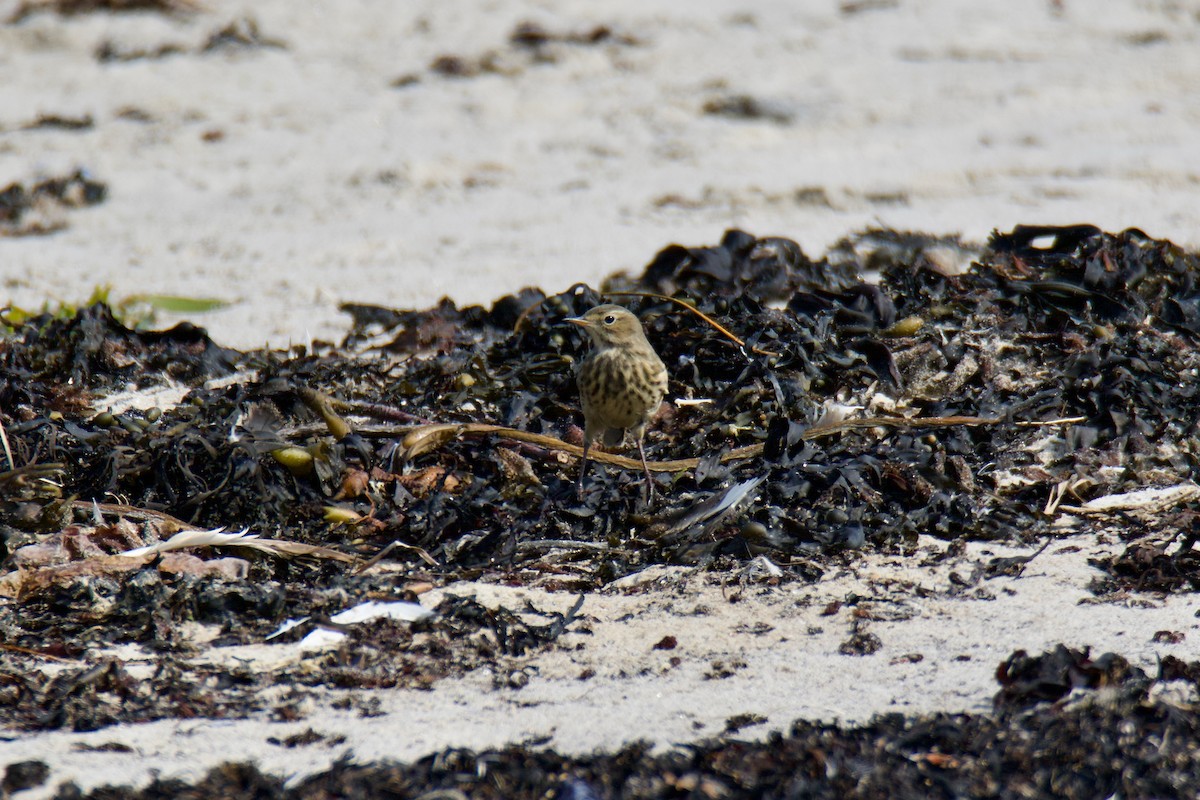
0,641,78,663
984,538,1053,579
71,500,194,530
0,462,65,490
0,418,13,472
510,287,780,357
516,539,612,555
311,422,764,473
1014,416,1088,427
605,290,781,357
801,415,1002,440
344,400,437,426
282,410,1053,476
355,539,440,573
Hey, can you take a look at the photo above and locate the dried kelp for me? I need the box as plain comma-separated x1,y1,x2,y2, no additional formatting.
1089,538,1200,595
4,223,1200,748
994,643,1142,713
4,226,1200,591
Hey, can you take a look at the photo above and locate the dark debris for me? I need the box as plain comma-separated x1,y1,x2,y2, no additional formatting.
3,760,50,794
994,643,1142,713
0,593,576,731
0,169,107,237
4,224,1200,734
1089,538,1200,595
95,16,285,62
419,19,637,82
4,225,1200,587
702,93,795,124
19,114,95,131
5,0,193,23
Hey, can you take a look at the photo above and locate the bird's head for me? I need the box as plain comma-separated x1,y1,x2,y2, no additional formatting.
566,304,648,349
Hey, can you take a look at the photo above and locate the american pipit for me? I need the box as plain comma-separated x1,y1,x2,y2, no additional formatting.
567,304,668,501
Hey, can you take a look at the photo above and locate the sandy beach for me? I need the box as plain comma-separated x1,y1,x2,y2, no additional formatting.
3,0,1198,349
3,0,1200,795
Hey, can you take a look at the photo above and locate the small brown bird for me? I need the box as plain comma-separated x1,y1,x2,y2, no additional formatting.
567,304,668,501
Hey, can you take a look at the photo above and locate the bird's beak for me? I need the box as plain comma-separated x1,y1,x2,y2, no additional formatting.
566,317,591,328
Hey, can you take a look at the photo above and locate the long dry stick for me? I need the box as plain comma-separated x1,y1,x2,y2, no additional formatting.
0,641,77,663
801,414,1002,440
0,418,13,471
604,291,781,357
298,413,1038,474
334,422,765,473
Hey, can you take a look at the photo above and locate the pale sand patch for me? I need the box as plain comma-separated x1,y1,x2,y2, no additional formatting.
2,0,1198,349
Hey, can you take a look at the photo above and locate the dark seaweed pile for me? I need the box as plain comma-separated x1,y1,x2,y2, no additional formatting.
3,225,1200,769
1,592,579,732
42,645,1200,800
3,225,1200,588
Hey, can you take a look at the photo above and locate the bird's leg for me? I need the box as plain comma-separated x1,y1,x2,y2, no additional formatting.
576,437,590,500
636,436,656,504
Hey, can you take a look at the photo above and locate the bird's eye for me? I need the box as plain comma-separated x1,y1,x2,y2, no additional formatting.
603,314,616,325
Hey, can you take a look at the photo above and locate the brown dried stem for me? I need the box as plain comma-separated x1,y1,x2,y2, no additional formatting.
605,290,781,357
301,413,1021,474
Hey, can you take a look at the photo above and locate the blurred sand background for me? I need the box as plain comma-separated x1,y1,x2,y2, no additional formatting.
3,0,1198,348
2,0,1200,794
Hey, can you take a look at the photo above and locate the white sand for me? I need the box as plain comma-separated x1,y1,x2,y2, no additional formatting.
3,0,1198,348
3,0,1200,794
